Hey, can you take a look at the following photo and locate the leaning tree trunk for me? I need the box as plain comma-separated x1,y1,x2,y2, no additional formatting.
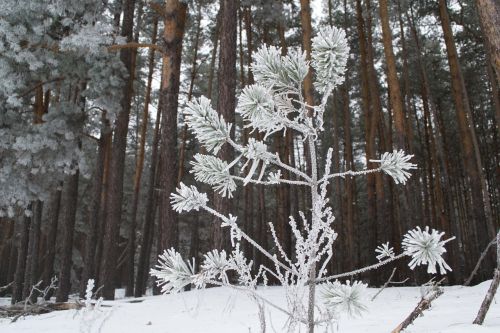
99,0,137,300
438,0,496,265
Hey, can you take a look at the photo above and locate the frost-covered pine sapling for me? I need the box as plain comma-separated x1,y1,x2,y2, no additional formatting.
151,26,454,333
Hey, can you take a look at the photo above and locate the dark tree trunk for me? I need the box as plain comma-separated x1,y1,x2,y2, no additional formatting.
99,0,136,300
12,212,30,304
438,0,496,267
22,200,43,302
42,188,61,298
134,103,162,297
80,117,110,297
211,0,237,251
124,17,159,298
55,170,80,302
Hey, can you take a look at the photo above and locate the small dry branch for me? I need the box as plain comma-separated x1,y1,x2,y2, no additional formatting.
371,268,409,301
472,231,500,325
0,302,84,322
391,281,444,333
465,236,497,286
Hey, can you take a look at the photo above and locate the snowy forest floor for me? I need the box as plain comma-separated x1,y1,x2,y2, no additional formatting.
0,281,499,333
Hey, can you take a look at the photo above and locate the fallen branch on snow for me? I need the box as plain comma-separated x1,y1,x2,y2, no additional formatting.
391,280,444,333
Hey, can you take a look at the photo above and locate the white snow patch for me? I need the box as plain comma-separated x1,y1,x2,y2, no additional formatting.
0,281,498,332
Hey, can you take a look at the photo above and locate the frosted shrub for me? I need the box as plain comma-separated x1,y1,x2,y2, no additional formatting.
151,26,453,332
79,279,105,333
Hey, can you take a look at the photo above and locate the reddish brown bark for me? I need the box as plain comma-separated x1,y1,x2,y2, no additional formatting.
157,0,188,254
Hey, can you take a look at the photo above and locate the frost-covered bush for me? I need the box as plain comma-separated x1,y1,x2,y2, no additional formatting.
151,26,453,332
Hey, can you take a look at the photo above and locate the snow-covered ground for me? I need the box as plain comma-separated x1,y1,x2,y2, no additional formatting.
1,281,498,333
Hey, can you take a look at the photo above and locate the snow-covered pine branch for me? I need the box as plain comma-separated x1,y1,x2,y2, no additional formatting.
371,150,417,185
152,24,453,333
184,96,231,154
402,226,454,274
190,154,236,198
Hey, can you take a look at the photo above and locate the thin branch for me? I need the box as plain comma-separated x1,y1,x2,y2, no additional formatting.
464,236,497,286
310,253,407,284
0,282,13,293
227,138,313,183
233,176,310,187
320,167,382,183
391,283,444,333
17,77,65,98
371,268,406,301
108,43,162,53
203,205,297,276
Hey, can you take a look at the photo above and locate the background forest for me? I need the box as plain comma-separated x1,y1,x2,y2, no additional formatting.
0,0,499,305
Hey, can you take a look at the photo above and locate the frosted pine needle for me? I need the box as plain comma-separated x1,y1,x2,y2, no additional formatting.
321,280,368,317
402,226,454,274
375,242,395,261
150,248,196,294
371,150,417,185
170,183,208,212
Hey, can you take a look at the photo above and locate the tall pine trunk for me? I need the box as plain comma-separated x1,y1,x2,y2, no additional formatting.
211,0,237,251
55,169,80,302
157,0,188,255
438,0,496,266
99,0,136,300
124,17,159,298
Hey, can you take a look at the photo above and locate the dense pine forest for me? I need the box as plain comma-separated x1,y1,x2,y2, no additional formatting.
0,0,499,310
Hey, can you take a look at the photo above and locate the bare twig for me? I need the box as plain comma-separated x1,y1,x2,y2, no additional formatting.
311,253,407,284
17,77,65,98
0,282,13,293
464,236,497,286
371,268,409,301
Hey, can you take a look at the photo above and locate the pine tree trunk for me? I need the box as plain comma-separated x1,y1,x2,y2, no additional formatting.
134,95,162,297
22,200,42,302
99,0,137,300
94,125,113,287
56,170,80,302
408,8,466,282
242,4,255,262
42,188,61,299
80,116,110,297
355,0,379,280
299,0,314,110
12,212,30,304
178,6,201,185
124,16,159,298
207,11,221,100
438,0,496,264
379,0,406,150
157,0,187,254
211,0,237,251
475,0,500,83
